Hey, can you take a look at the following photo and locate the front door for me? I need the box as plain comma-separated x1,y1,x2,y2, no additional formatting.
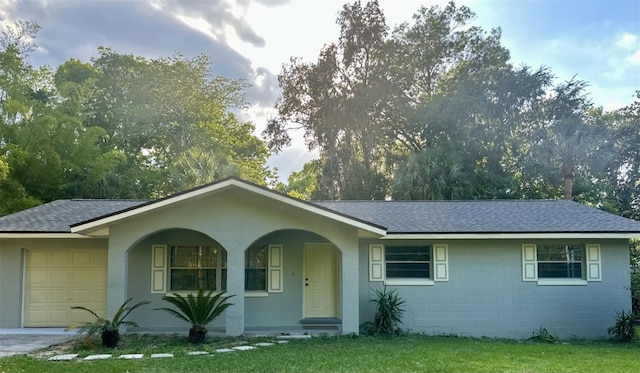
304,244,338,318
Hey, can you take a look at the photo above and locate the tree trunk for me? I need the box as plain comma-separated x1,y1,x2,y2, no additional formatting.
189,325,208,344
101,330,120,348
563,173,573,200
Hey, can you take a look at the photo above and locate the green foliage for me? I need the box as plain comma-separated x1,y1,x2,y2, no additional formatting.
528,325,558,343
365,286,406,336
607,309,638,342
155,289,234,343
68,298,150,348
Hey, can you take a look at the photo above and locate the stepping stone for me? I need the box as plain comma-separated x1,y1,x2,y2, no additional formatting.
151,353,173,358
255,342,275,347
49,354,78,361
215,348,235,353
119,354,144,359
276,334,311,340
187,351,209,356
232,346,256,351
276,340,289,344
84,354,112,360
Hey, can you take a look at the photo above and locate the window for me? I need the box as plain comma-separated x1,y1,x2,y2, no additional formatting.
537,244,583,279
369,244,448,285
385,246,431,279
522,244,601,284
245,246,268,291
151,243,284,295
169,245,227,292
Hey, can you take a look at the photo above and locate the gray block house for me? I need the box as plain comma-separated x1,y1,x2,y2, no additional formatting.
1,178,639,338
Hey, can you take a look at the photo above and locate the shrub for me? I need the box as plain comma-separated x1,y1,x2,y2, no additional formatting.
608,309,638,342
366,286,406,336
155,289,234,343
528,325,557,343
68,298,150,348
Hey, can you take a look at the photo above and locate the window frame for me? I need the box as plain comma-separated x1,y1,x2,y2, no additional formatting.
168,244,227,293
522,243,601,286
245,245,268,293
369,243,448,286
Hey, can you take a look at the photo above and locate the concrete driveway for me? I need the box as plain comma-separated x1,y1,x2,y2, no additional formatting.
0,329,77,357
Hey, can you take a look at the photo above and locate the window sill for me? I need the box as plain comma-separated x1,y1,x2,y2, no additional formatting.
385,278,434,286
537,279,587,286
245,291,268,297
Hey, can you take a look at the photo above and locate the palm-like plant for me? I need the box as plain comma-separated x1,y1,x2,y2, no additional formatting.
155,289,234,343
69,298,150,348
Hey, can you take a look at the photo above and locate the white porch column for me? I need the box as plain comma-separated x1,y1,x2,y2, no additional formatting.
225,245,245,336
341,242,360,334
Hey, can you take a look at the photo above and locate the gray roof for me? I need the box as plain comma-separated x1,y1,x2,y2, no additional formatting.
312,200,640,234
0,199,148,233
1,195,639,235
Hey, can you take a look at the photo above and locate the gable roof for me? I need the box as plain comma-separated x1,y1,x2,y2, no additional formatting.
0,199,147,234
313,200,640,237
69,178,387,236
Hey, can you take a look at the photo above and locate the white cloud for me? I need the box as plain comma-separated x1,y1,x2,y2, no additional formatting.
616,32,638,49
628,49,640,65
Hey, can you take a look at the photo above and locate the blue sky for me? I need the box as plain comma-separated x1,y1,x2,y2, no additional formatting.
1,0,638,179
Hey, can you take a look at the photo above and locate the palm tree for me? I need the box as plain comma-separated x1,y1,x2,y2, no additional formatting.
155,289,234,343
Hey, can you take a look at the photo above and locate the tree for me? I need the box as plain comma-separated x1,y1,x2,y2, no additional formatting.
265,0,390,200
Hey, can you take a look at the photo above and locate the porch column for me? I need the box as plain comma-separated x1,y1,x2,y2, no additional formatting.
341,242,360,334
225,245,245,336
106,237,128,321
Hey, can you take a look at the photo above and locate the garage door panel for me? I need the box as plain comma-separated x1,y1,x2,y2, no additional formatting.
72,271,93,285
25,248,107,327
50,271,70,285
71,251,92,266
29,270,48,284
50,252,70,266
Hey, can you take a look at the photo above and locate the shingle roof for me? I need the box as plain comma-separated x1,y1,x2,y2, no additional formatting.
0,199,148,233
312,200,640,234
1,195,640,235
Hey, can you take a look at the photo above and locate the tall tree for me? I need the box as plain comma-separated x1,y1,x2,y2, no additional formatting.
265,0,390,200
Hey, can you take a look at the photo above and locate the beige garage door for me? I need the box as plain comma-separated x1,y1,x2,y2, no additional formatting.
24,248,108,327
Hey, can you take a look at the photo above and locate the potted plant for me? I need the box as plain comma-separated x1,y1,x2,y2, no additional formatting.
68,298,150,348
155,289,234,343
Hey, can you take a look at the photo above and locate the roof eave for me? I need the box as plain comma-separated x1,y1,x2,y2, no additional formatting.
0,232,93,239
381,232,640,240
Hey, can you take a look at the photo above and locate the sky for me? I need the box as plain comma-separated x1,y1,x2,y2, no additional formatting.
1,0,639,180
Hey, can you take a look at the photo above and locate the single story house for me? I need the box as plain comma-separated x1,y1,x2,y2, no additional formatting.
1,177,639,339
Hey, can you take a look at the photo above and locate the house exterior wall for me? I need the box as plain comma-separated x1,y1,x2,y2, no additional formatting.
108,188,360,334
359,238,631,339
0,238,108,328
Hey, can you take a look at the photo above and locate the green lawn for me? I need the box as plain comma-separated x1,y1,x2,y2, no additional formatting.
0,334,638,373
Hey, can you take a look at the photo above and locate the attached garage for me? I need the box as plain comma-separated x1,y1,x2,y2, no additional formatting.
24,248,107,327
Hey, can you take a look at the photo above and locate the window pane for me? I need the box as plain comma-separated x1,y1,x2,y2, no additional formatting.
170,245,218,267
170,269,216,291
385,246,431,262
537,245,584,261
386,262,430,278
538,263,582,278
221,269,227,291
245,269,267,291
246,246,268,268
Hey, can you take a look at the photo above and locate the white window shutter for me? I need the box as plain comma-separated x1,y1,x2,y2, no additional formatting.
268,244,283,292
369,244,385,281
522,244,537,281
586,244,602,281
151,244,167,293
433,244,449,281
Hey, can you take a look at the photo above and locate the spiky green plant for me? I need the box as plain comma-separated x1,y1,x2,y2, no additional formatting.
608,309,638,342
369,286,406,336
155,289,234,343
68,298,150,348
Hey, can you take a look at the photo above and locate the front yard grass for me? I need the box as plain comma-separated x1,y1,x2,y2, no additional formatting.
0,334,638,373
